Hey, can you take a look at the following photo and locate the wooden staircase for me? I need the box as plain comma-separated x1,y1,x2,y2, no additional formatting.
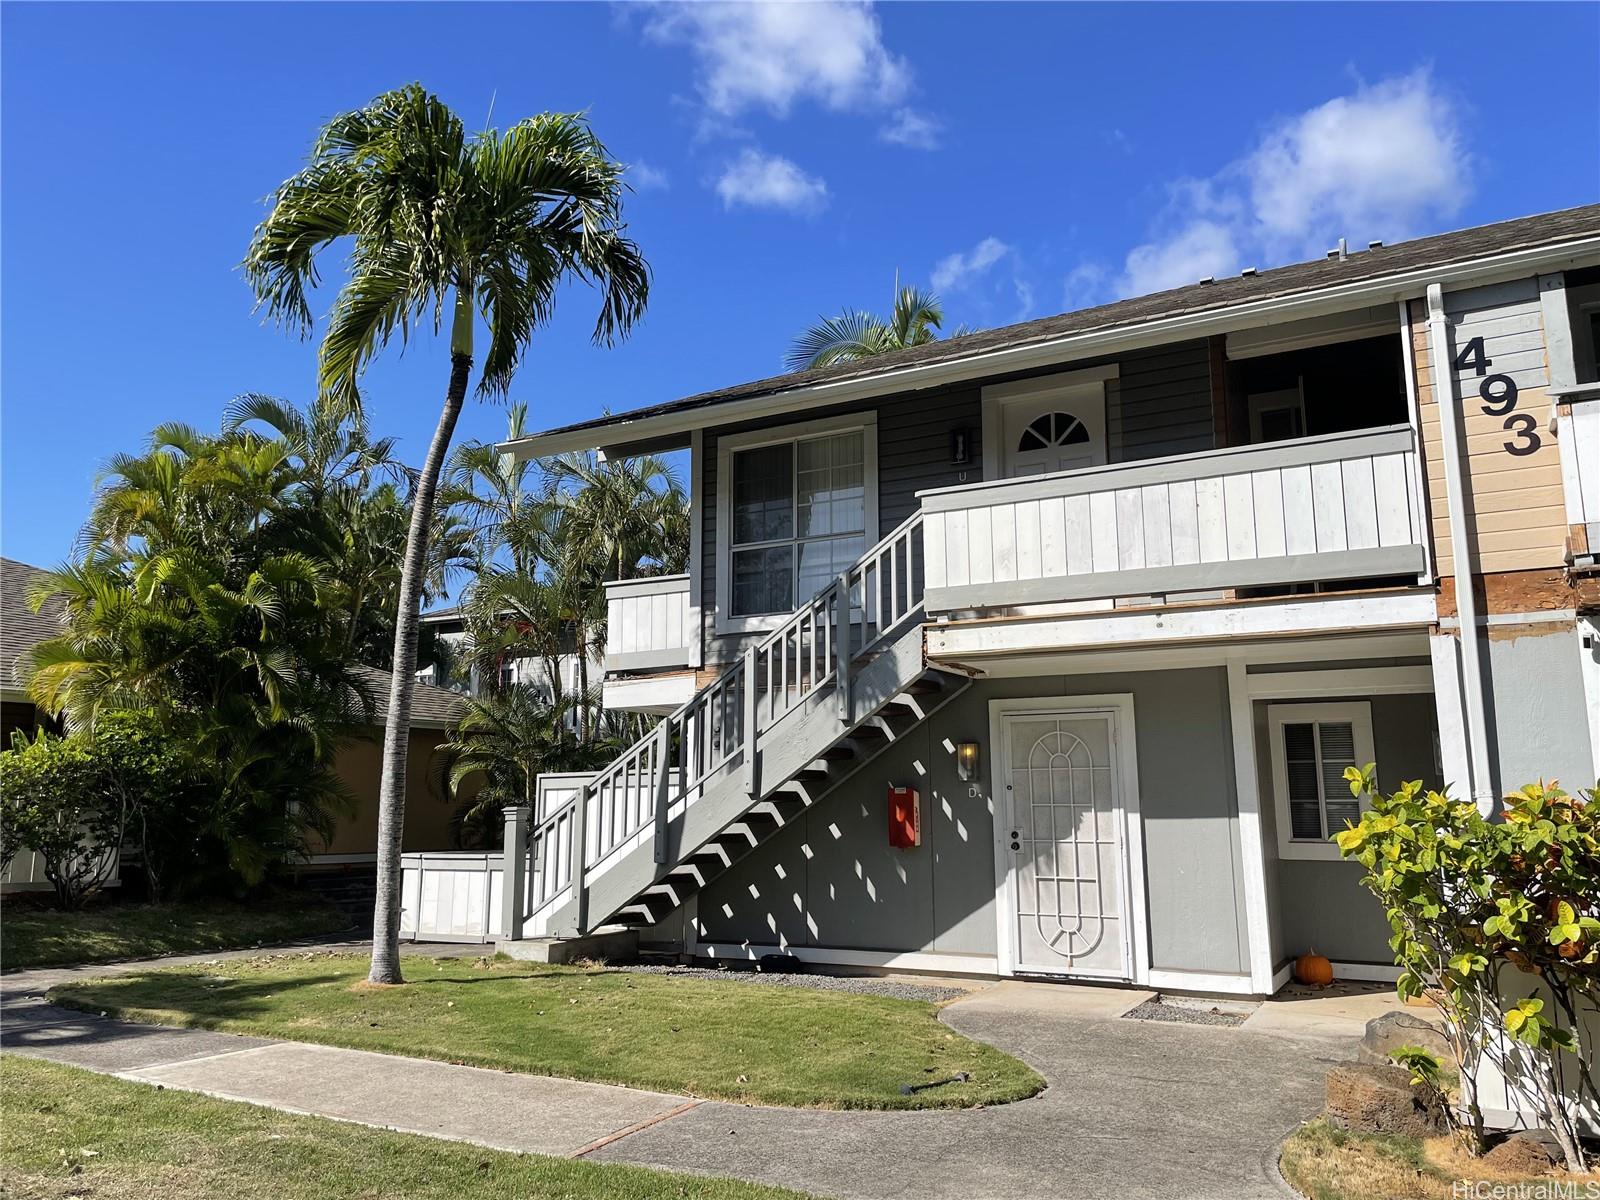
606,662,967,931
518,511,957,943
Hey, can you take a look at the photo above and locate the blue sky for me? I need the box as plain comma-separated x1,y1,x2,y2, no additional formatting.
3,1,1597,573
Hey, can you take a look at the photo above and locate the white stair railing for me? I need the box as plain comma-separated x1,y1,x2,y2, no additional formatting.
522,510,926,933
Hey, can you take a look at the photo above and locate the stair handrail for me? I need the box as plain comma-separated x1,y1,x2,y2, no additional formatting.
526,508,927,923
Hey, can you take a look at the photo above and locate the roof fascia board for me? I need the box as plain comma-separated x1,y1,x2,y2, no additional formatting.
500,235,1600,460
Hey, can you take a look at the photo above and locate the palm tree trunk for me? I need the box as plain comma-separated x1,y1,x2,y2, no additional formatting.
368,349,472,985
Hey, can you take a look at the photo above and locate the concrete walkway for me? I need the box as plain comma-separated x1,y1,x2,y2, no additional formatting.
2,945,1372,1199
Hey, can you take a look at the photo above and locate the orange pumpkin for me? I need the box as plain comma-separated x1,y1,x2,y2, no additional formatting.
1295,950,1334,987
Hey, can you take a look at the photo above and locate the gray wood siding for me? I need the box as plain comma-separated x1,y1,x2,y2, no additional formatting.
694,342,1214,659
1107,339,1214,462
695,669,1252,976
876,387,984,529
698,386,981,660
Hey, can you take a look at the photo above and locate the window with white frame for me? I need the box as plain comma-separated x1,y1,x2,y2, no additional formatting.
1268,701,1375,860
716,415,876,631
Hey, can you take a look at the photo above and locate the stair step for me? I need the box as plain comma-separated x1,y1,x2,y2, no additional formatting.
571,624,978,939
752,798,804,822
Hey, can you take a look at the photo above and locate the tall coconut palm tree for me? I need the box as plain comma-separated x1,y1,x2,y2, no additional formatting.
786,280,961,373
244,84,650,984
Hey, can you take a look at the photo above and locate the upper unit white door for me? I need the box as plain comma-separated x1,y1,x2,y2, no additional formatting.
999,708,1132,979
1001,383,1107,477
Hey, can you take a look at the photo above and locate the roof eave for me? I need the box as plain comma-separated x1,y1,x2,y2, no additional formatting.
498,232,1600,461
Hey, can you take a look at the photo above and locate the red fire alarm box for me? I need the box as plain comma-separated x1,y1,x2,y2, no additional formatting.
888,786,921,848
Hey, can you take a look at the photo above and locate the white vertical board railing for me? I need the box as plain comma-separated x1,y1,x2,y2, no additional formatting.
603,575,691,672
523,512,926,935
399,852,504,943
1554,397,1599,557
920,425,1426,611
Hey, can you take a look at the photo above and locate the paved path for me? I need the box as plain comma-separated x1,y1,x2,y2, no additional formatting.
2,945,1364,1199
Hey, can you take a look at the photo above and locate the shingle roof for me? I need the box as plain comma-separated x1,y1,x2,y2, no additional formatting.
354,664,466,730
522,203,1600,444
2,557,65,695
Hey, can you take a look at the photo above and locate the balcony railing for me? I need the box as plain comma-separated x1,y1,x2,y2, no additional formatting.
919,424,1427,612
603,574,692,673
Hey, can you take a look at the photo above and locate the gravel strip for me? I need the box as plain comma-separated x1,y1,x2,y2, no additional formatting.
1123,997,1249,1027
622,962,969,1003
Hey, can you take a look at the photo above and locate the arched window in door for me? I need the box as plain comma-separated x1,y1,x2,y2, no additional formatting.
1017,412,1091,453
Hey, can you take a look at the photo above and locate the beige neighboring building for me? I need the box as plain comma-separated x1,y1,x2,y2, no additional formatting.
313,666,475,867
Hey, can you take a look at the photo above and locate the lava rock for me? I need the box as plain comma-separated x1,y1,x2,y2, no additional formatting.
1357,1010,1453,1068
1483,1132,1558,1175
1324,1063,1445,1137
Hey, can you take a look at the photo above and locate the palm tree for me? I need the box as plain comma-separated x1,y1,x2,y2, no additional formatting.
28,427,370,895
438,685,616,849
786,279,961,373
244,84,650,984
223,392,402,499
441,402,547,578
543,450,688,581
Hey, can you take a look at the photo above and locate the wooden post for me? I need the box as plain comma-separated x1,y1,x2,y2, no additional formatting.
571,783,590,936
653,719,672,864
834,574,852,724
743,646,759,798
500,804,530,941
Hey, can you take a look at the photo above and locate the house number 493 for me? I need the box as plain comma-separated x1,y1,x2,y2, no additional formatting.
1452,335,1541,457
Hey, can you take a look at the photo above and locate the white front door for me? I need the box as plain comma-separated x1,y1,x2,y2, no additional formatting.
1001,384,1107,478
998,707,1134,978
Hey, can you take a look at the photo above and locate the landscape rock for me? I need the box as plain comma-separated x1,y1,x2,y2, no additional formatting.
1324,1063,1445,1137
1357,1010,1453,1067
1482,1132,1558,1175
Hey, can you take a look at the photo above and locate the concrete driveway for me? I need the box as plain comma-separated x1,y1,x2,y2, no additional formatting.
594,980,1354,1200
3,948,1368,1200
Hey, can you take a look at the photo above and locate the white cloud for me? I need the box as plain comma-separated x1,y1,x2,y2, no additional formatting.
642,1,909,118
1060,263,1110,311
714,148,828,214
1120,220,1240,296
931,237,1011,292
880,107,941,150
1102,128,1133,155
1245,70,1467,258
1012,278,1036,322
1117,70,1468,297
629,161,670,190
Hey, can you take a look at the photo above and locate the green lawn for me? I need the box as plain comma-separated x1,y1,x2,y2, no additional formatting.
1,896,352,971
47,952,1043,1110
1,1055,807,1200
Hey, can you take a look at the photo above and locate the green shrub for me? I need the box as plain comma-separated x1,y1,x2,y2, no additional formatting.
1336,770,1599,1172
0,729,125,909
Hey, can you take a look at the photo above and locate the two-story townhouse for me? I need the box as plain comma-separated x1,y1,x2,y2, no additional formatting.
480,205,1600,998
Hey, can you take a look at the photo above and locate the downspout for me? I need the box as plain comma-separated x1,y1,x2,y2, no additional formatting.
1425,282,1497,814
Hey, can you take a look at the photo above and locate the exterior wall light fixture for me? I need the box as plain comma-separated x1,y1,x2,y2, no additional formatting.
956,741,981,782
